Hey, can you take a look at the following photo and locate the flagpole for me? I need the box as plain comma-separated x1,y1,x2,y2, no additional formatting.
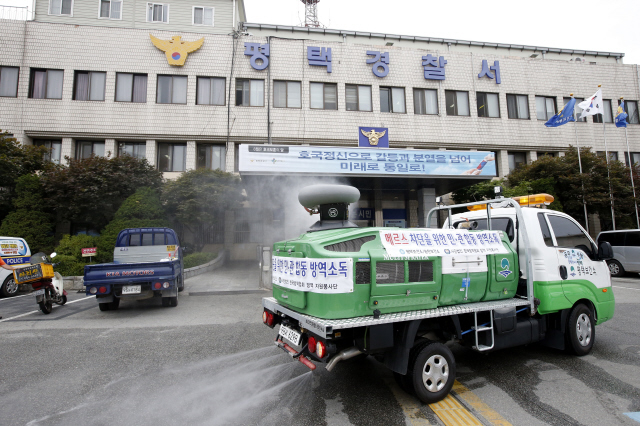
622,98,640,228
572,94,589,234
600,85,616,230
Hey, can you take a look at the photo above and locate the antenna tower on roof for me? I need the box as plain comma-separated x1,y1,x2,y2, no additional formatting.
300,0,322,28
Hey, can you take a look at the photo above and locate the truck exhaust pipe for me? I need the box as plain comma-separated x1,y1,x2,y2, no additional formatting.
325,347,363,372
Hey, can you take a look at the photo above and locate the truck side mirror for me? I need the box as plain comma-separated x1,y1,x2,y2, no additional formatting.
598,241,614,260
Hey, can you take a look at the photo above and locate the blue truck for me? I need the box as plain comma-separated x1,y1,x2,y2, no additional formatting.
83,228,185,311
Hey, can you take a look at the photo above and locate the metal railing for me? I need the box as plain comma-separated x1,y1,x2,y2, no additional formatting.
0,5,34,20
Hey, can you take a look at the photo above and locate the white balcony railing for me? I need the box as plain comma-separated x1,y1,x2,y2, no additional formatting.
0,5,34,20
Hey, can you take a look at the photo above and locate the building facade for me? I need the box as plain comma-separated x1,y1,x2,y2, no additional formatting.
1,0,639,260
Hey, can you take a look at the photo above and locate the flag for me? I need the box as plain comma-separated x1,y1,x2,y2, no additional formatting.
615,100,628,128
578,89,604,119
545,97,576,127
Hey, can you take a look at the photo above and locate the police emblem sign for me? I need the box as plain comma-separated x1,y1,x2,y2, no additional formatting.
359,127,389,148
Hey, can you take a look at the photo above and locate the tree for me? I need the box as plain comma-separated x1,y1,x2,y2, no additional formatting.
40,154,163,232
162,169,244,251
96,187,170,263
0,131,51,222
0,174,55,253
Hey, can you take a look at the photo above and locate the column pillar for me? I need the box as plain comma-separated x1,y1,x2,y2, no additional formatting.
226,142,235,173
374,189,383,227
146,140,156,167
527,151,538,164
417,188,437,228
186,141,197,171
105,139,116,158
60,137,74,165
497,149,509,178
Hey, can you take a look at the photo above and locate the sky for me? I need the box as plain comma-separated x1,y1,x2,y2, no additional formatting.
2,0,639,64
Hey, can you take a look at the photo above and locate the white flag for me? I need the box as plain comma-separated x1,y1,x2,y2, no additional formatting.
578,89,604,119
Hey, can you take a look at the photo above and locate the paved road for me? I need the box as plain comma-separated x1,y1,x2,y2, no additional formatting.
0,277,639,425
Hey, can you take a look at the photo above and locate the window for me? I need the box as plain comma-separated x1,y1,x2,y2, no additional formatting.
624,152,640,166
380,87,406,113
73,71,106,101
197,77,225,105
147,2,168,22
273,81,301,108
597,151,619,162
310,82,337,110
508,152,526,172
413,88,438,115
345,84,372,112
597,232,625,247
34,140,62,164
157,75,187,104
49,0,72,15
197,144,225,170
537,213,554,247
546,214,593,256
0,66,19,97
626,231,640,247
564,97,586,122
593,99,612,123
29,69,63,99
199,221,224,244
444,90,469,116
536,96,556,121
193,6,213,25
157,143,186,172
115,73,147,103
118,142,146,159
506,94,529,119
76,141,105,159
621,100,639,124
477,92,500,118
99,0,121,19
235,79,264,107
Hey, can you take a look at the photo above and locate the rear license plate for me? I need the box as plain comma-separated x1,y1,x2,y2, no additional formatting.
122,285,141,295
32,289,45,296
279,325,302,346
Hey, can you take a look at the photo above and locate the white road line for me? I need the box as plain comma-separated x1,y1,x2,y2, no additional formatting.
0,296,93,322
612,286,640,291
0,293,32,302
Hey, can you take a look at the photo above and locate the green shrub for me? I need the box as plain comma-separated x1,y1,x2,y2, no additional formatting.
183,252,218,269
53,254,94,277
54,234,99,261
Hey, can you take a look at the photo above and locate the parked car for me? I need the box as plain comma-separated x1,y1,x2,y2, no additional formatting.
596,230,640,276
0,236,31,297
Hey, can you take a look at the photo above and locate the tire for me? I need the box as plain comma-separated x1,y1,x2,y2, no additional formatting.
109,297,120,310
607,260,624,277
393,372,414,395
162,297,172,307
98,302,111,311
1,275,19,298
566,303,595,356
178,275,185,293
39,300,53,314
56,295,67,306
407,341,456,404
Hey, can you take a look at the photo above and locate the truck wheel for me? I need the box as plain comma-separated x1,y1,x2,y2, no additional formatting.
566,304,595,356
162,297,175,307
1,275,19,297
408,341,456,404
178,275,184,293
109,298,120,311
607,260,624,277
98,302,110,311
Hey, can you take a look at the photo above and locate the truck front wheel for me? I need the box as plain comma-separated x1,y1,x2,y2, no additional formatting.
566,304,595,356
408,341,456,404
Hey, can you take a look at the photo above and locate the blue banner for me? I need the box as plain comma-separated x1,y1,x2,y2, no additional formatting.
239,145,497,177
545,98,576,127
616,101,628,128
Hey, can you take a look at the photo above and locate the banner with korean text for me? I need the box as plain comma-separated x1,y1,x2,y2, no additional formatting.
239,145,497,177
272,257,354,294
379,230,508,258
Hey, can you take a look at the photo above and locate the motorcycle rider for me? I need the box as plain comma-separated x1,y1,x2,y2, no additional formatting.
0,258,16,319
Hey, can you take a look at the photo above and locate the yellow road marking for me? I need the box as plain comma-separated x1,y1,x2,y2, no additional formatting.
429,393,483,426
452,380,512,426
381,374,435,425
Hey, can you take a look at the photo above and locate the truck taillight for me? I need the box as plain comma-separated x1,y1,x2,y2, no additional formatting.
154,282,161,290
308,336,317,353
316,341,326,359
98,286,107,294
89,287,97,294
262,310,274,327
162,282,170,289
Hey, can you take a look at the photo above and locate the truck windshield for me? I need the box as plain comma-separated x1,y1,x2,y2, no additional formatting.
453,218,515,242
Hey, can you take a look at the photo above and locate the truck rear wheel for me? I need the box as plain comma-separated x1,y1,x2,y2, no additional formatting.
98,302,110,311
408,341,456,404
566,303,595,356
109,298,120,311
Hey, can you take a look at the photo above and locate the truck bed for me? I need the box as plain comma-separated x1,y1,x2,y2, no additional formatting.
263,296,530,339
84,260,179,286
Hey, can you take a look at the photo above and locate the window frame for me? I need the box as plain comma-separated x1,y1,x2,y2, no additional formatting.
118,142,147,160
476,92,500,118
192,6,214,26
273,80,302,109
535,95,557,121
0,66,19,98
156,75,188,105
506,94,530,120
196,144,226,171
544,213,595,257
563,97,586,122
196,76,226,106
345,83,372,112
309,82,338,110
75,140,105,159
235,78,265,107
146,2,168,23
620,99,639,124
413,88,438,115
98,0,123,20
380,86,406,114
507,151,526,172
73,71,106,102
49,0,73,16
28,68,64,100
34,140,62,164
115,72,148,103
157,143,187,172
444,90,470,117
624,152,640,167
592,99,612,123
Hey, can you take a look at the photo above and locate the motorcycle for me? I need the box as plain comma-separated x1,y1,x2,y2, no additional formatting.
28,252,67,314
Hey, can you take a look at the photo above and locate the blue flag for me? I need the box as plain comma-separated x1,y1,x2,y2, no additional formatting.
545,98,576,127
615,101,628,128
